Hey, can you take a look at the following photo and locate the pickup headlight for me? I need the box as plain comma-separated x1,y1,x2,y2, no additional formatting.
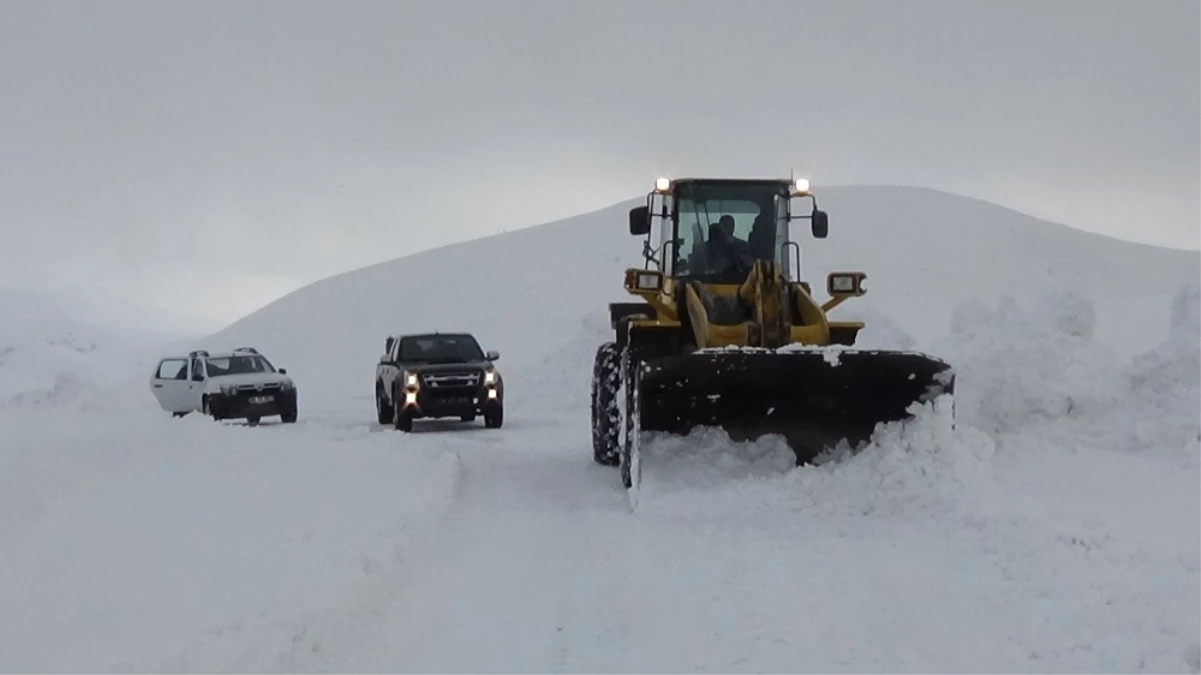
405,372,419,388
484,370,497,385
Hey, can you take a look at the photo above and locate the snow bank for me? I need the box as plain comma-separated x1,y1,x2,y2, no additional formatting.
937,291,1125,437
1113,282,1201,461
1171,281,1201,339
0,409,463,672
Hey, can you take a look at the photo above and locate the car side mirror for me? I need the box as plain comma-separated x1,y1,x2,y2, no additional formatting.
379,354,393,366
486,350,500,361
628,206,650,236
811,209,829,239
278,368,287,374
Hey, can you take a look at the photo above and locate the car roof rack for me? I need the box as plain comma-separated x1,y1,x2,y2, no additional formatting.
232,347,259,354
188,349,210,358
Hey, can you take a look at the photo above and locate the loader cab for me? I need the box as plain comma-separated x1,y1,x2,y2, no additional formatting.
629,177,828,284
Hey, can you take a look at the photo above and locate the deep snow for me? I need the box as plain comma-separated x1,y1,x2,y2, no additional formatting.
1,186,1197,673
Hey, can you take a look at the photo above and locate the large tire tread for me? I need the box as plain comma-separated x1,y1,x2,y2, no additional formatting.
590,341,621,466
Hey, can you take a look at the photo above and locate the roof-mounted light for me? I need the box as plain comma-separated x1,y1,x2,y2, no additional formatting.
654,177,671,192
793,177,811,195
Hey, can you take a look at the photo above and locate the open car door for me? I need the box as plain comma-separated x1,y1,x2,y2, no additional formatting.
149,357,191,413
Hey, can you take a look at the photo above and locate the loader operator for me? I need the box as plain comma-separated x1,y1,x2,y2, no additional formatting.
748,209,777,261
705,215,753,277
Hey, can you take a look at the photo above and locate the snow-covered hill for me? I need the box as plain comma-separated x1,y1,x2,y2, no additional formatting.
1,185,1198,673
204,184,1197,408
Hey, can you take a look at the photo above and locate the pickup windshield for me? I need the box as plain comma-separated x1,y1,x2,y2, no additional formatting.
397,334,484,363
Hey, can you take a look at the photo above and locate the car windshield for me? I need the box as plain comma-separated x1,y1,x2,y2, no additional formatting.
397,334,484,363
205,354,276,377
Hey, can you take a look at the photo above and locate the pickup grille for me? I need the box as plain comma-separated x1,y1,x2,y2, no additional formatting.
422,372,480,389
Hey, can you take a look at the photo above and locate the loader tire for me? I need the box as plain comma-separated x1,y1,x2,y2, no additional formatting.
619,345,644,490
591,341,621,466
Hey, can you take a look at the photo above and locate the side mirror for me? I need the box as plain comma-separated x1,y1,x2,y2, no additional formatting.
379,354,393,365
486,350,500,361
628,206,650,236
811,209,829,239
278,368,287,374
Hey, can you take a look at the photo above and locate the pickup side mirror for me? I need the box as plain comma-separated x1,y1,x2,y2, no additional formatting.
486,350,500,361
379,354,395,366
811,209,829,239
628,206,650,236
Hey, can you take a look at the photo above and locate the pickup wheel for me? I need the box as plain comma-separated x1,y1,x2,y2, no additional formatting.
392,385,413,432
376,382,393,425
394,409,413,432
484,405,503,429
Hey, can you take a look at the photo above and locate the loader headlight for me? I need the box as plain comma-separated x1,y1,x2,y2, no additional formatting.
793,177,810,195
624,268,664,292
637,272,663,291
655,177,671,192
827,272,866,296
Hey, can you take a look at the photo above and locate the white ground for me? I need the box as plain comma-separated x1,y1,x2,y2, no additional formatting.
1,186,1198,673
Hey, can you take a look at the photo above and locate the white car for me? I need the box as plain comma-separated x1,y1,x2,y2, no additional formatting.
149,347,298,424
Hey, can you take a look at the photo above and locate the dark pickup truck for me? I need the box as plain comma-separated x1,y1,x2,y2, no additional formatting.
375,331,504,431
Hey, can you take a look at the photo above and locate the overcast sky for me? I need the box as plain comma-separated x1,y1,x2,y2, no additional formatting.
1,0,1197,330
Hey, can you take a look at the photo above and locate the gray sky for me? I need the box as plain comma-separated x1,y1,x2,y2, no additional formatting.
1,0,1197,329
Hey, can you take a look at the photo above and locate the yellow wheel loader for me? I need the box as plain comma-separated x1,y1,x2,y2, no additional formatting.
589,176,956,492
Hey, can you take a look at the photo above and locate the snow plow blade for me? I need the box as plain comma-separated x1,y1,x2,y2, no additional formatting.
636,348,955,463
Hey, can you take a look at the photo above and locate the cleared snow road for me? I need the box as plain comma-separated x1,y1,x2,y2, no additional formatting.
1,388,1196,673
287,403,1200,674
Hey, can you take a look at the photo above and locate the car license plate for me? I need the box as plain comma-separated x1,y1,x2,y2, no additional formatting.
249,395,274,404
446,397,470,405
